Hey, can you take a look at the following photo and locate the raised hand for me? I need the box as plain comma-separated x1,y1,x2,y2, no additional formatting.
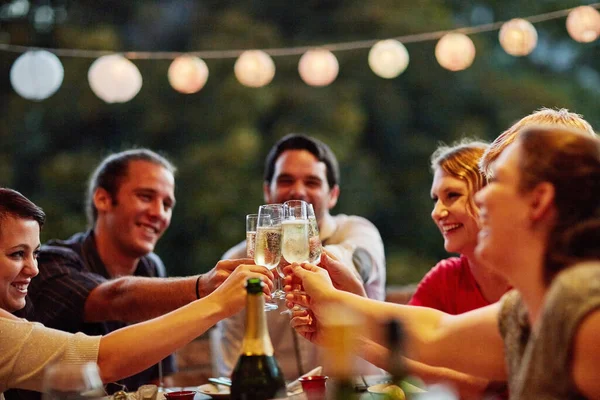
318,250,367,297
283,263,338,310
209,264,274,317
196,258,255,298
284,265,341,347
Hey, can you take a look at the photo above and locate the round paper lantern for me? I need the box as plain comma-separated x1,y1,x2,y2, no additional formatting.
566,6,600,43
499,18,537,56
368,39,409,79
88,54,142,103
234,50,275,88
435,33,476,71
168,56,209,94
298,49,339,87
10,50,64,101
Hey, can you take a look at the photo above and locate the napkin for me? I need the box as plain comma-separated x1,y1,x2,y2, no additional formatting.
286,366,323,395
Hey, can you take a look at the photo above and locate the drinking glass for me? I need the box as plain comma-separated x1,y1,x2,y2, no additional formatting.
280,200,311,315
255,204,284,311
282,200,310,266
307,204,322,264
245,214,258,258
42,362,105,400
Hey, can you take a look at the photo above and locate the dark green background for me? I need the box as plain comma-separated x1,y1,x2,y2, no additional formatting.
1,0,599,285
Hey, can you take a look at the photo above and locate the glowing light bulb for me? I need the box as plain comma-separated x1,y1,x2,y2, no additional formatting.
88,54,142,103
368,39,409,79
499,18,537,56
168,56,209,94
566,6,600,43
234,50,275,88
435,33,476,72
298,49,339,86
10,50,64,101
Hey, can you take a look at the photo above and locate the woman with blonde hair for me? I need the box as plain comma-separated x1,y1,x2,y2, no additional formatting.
287,126,600,399
411,140,510,314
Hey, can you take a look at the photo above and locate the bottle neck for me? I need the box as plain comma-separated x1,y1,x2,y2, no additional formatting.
240,293,274,356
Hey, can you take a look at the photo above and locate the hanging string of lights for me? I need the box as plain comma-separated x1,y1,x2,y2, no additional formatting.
3,4,600,103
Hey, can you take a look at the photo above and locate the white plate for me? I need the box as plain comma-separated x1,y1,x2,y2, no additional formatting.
197,383,230,399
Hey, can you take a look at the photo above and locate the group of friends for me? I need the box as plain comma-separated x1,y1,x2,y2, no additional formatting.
0,107,599,400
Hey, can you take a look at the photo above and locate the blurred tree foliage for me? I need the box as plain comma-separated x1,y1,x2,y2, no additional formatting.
1,0,599,285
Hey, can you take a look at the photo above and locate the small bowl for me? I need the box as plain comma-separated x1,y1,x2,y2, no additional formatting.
164,390,196,400
298,376,328,400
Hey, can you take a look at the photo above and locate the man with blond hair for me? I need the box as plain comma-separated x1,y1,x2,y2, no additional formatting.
479,108,596,179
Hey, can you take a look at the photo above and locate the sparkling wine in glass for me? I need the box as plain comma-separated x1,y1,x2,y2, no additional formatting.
246,213,258,259
282,200,310,265
255,204,284,311
280,200,312,315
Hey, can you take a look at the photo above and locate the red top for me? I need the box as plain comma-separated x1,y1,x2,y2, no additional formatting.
409,255,491,315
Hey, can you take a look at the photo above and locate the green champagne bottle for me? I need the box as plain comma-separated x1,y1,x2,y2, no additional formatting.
230,278,286,400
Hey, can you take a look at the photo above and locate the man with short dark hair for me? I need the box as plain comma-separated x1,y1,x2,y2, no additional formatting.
10,149,250,397
212,134,386,378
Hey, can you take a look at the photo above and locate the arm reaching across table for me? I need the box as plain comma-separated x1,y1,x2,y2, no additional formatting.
285,262,507,382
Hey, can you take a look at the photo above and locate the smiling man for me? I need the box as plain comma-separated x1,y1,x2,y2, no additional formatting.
212,134,386,379
9,149,250,398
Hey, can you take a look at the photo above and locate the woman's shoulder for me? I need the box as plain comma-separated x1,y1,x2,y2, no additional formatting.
542,262,600,399
546,261,600,306
497,290,527,338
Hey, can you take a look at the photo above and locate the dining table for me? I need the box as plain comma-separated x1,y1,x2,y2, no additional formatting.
185,374,426,399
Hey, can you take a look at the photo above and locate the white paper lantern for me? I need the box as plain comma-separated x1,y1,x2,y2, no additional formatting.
499,19,537,56
10,50,64,101
168,56,209,94
566,6,600,43
368,40,409,79
298,49,339,87
435,33,476,72
88,54,142,103
234,50,275,88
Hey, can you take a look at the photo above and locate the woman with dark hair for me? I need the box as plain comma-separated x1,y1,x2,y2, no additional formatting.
286,126,600,399
0,188,274,397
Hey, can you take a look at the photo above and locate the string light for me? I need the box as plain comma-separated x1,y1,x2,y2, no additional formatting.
566,6,600,43
1,3,599,101
168,55,209,94
499,18,538,56
368,40,409,79
234,50,275,88
9,50,63,100
88,54,142,103
298,49,339,87
435,33,476,71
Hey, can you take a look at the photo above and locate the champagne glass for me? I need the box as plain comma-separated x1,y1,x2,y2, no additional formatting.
245,213,258,258
280,200,311,315
255,204,284,311
307,204,322,264
42,362,105,400
281,200,310,266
